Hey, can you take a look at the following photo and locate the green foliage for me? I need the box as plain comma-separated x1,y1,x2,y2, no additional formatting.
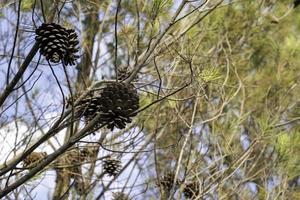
150,0,173,21
21,0,34,11
276,131,300,179
198,67,223,83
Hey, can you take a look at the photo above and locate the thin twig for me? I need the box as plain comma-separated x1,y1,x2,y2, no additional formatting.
6,0,21,85
114,0,122,81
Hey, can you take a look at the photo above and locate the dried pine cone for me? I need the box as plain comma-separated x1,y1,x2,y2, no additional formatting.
77,82,139,131
159,172,179,192
183,182,200,199
63,29,79,66
112,192,131,200
23,152,47,168
103,157,122,177
35,23,79,66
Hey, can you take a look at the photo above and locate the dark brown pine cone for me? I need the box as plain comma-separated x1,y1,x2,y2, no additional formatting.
35,23,79,66
159,172,179,192
103,157,122,177
77,82,139,131
183,182,200,199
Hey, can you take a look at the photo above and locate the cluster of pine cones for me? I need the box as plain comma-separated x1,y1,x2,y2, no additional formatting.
34,23,139,198
36,23,139,131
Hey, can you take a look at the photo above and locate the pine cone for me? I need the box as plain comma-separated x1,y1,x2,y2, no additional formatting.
23,152,47,168
159,172,179,192
35,23,79,66
78,82,139,131
63,29,79,66
183,182,200,199
103,157,122,177
112,192,131,200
